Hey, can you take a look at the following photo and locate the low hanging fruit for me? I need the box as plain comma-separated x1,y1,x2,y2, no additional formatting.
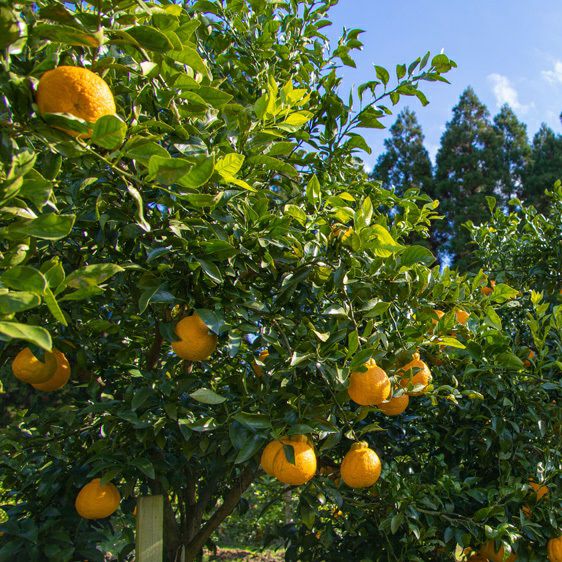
260,439,284,475
31,349,71,392
348,358,390,406
270,435,317,486
171,313,218,361
252,349,269,376
547,536,562,562
378,393,409,416
398,352,432,395
75,478,121,520
478,541,517,562
36,66,116,137
12,347,58,384
340,442,381,488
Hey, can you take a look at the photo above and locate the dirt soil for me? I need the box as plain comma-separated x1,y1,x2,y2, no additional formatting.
204,547,285,561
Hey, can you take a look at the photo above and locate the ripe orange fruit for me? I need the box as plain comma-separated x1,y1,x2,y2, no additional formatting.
523,350,535,368
271,435,316,486
529,479,549,500
432,309,445,325
398,352,432,395
378,394,409,416
12,347,57,384
252,349,269,376
260,439,284,475
31,349,70,391
172,313,217,361
480,286,492,296
348,358,390,406
75,478,121,520
340,442,381,488
547,536,562,562
455,309,470,325
36,66,116,137
479,541,517,562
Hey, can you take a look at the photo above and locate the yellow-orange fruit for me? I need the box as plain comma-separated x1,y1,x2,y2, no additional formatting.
547,536,562,562
252,349,269,376
12,348,57,384
523,350,535,368
172,313,217,361
455,309,470,325
378,394,409,416
36,66,116,137
348,358,390,406
75,478,120,520
271,435,316,486
260,439,283,475
479,541,517,562
481,286,493,296
432,309,445,325
398,353,432,395
32,349,71,391
529,479,549,501
340,442,381,488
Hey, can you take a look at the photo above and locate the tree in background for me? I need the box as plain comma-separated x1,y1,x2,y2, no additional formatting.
523,124,562,211
371,108,432,194
433,87,498,269
491,104,531,201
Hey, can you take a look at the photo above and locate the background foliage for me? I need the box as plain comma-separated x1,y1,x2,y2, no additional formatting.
0,1,560,562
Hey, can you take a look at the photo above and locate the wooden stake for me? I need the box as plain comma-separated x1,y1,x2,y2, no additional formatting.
136,495,164,562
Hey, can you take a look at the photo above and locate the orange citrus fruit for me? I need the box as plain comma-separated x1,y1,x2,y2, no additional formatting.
398,352,432,395
32,349,70,391
36,66,116,137
340,442,381,488
171,313,217,361
75,478,121,520
271,435,316,486
252,349,269,376
348,358,390,406
378,394,409,416
12,347,57,384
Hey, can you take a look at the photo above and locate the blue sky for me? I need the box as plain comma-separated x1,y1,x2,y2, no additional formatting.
326,0,562,170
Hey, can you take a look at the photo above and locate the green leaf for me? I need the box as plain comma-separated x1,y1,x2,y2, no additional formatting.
197,259,223,284
126,25,173,51
0,291,41,314
233,412,271,429
490,283,519,303
178,156,215,188
44,286,67,326
197,86,233,108
484,307,502,331
306,174,321,204
247,155,298,178
63,263,124,290
168,46,211,78
124,139,169,165
375,65,390,86
34,23,100,47
130,458,155,479
131,387,152,410
367,224,403,257
436,336,465,349
235,435,265,464
148,155,193,185
190,388,227,405
10,214,75,240
496,352,524,370
399,245,436,267
1,266,47,294
127,185,151,232
216,153,245,178
0,321,52,350
91,115,127,150
284,204,307,225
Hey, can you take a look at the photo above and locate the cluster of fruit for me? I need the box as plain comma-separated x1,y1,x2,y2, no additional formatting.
11,347,70,392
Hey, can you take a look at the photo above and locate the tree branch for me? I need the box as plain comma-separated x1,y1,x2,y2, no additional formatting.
185,464,258,559
146,322,163,370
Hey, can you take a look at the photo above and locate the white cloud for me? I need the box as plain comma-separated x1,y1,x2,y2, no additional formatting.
542,60,562,84
487,73,531,112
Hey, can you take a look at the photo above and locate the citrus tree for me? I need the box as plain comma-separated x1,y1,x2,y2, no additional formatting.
3,2,557,562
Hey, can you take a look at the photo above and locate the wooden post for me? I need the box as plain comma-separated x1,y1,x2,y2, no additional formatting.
136,495,164,562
